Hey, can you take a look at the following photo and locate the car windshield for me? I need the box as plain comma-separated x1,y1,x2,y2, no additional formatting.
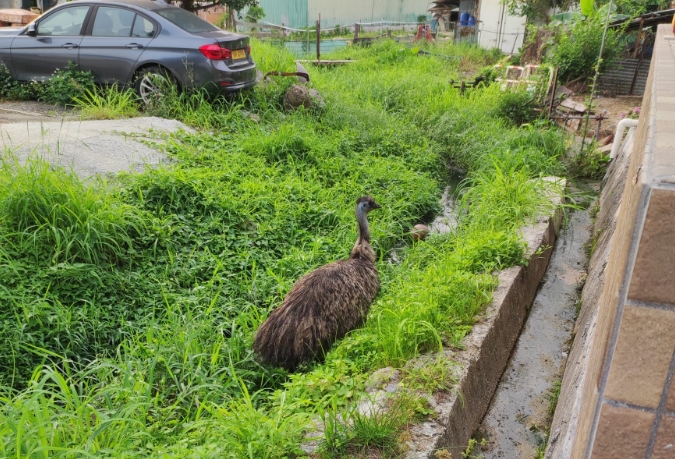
155,8,219,33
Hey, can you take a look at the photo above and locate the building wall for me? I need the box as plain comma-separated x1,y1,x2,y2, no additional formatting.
547,24,675,458
256,0,429,29
477,0,526,53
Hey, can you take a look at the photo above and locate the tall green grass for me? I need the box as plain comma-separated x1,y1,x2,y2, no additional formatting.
0,38,567,457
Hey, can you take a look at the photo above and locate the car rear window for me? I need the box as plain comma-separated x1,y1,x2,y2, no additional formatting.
155,8,219,33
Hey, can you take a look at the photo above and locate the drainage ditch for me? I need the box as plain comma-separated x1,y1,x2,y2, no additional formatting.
475,183,599,458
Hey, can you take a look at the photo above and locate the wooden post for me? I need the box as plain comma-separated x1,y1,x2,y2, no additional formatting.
387,29,392,38
316,14,321,62
633,18,645,58
282,22,286,39
354,22,360,41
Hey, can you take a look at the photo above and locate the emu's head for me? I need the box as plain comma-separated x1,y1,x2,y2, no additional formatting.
356,196,381,213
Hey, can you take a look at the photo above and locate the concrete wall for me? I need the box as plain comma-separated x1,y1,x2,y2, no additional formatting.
548,24,675,459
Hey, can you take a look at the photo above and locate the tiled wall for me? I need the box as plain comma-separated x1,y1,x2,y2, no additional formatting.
570,25,675,458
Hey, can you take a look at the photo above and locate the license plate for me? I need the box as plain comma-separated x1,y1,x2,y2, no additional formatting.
232,49,246,60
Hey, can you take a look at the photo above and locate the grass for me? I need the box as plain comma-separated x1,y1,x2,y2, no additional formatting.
0,38,568,457
73,85,141,120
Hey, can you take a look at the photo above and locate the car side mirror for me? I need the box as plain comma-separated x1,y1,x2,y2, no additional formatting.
25,23,37,36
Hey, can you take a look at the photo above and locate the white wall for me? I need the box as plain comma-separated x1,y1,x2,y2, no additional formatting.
477,0,527,54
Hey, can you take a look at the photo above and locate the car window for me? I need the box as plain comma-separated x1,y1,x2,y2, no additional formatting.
37,6,90,36
92,7,135,37
155,7,219,33
131,15,156,38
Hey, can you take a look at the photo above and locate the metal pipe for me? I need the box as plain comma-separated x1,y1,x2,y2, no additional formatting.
610,118,639,159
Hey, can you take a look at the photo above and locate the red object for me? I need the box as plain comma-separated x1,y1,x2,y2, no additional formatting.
246,45,251,55
199,44,232,60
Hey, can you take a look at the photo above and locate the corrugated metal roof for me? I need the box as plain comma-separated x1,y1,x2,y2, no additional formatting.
598,58,650,96
257,0,429,28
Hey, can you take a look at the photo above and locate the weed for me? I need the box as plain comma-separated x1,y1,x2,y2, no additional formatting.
401,357,458,394
73,85,140,119
38,61,95,106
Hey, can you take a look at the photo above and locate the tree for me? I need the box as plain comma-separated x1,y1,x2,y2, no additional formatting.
502,0,575,22
179,0,258,16
598,0,670,15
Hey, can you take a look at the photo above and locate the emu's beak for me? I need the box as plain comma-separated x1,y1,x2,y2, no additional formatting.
372,203,382,209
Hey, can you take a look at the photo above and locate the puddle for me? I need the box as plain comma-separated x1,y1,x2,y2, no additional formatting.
475,197,595,458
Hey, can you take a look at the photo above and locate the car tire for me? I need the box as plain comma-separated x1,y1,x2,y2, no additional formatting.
133,66,178,105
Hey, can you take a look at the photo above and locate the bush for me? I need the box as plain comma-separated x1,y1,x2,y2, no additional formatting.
0,64,38,100
38,61,95,106
496,88,537,126
0,61,95,105
545,15,621,83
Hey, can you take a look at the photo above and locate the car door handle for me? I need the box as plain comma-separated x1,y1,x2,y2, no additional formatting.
125,43,143,49
61,43,79,49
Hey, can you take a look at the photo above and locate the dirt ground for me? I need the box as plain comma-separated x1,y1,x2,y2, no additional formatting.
569,94,643,140
0,100,78,124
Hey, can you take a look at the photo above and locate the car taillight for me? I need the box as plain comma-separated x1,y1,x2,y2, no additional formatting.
199,44,232,60
246,45,251,55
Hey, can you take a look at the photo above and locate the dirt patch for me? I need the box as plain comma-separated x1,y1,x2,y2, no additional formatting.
568,94,642,139
0,100,79,124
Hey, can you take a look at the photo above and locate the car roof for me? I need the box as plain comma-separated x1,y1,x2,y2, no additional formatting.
71,0,173,11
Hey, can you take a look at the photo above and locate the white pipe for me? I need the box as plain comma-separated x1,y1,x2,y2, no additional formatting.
610,118,639,159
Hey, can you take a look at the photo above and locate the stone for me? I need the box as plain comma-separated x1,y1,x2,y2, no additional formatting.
365,367,400,393
283,85,325,112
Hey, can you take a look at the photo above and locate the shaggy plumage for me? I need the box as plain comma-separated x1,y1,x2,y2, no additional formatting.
253,196,381,371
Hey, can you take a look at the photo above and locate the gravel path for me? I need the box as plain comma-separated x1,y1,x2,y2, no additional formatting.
0,116,192,177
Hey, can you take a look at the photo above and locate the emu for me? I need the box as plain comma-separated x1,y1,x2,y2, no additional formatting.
253,196,381,371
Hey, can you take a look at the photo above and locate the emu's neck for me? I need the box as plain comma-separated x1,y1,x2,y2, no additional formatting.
350,205,375,262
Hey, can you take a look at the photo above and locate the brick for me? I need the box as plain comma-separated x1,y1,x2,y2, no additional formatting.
591,403,654,458
653,416,675,459
628,189,675,305
667,376,675,412
605,305,675,408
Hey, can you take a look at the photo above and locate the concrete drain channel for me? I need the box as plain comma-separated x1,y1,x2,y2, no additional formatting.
475,199,595,458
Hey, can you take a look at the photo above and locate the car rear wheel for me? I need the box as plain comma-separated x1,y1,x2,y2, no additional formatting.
134,66,177,104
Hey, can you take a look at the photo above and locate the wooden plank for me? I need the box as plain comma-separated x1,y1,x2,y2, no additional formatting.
0,9,39,24
560,98,587,113
295,59,355,66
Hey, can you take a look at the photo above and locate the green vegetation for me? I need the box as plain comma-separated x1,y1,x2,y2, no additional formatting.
0,39,567,457
0,61,96,106
73,85,141,120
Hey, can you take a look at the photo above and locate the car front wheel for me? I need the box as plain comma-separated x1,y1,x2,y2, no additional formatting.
134,66,178,104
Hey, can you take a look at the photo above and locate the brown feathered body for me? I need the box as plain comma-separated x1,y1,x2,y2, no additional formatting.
253,196,381,371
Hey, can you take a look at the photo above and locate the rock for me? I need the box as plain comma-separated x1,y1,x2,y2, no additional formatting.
255,70,264,84
283,85,325,112
365,367,400,393
284,84,312,111
411,224,430,241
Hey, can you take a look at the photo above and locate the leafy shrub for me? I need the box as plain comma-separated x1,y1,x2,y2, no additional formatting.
0,61,94,105
0,64,38,100
545,14,621,83
496,88,537,126
38,61,95,106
